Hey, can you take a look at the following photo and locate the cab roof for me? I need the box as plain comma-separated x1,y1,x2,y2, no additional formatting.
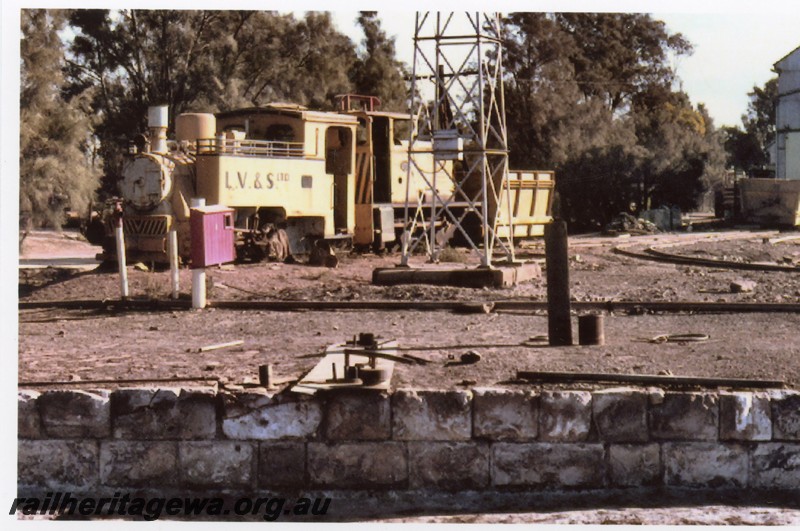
216,104,358,125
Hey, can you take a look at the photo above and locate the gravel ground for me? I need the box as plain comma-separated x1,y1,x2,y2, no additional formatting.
18,228,800,390
14,228,800,525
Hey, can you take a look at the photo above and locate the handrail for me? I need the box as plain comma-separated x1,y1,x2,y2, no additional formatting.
195,137,304,157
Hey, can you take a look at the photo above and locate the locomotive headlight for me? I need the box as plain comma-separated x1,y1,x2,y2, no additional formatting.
120,153,175,211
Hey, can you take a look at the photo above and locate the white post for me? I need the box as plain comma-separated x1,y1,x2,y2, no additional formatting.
192,269,206,309
189,197,206,308
114,218,129,299
168,229,179,299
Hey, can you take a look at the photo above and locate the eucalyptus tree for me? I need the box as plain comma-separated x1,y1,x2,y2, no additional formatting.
350,11,408,112
20,9,99,232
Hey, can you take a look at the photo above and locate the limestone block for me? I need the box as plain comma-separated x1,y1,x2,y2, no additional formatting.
18,439,99,491
719,392,772,441
663,442,747,488
492,443,605,488
307,442,407,488
219,388,272,417
592,388,649,442
258,442,306,489
100,441,178,487
750,443,800,489
408,442,490,490
647,387,666,405
221,392,322,440
38,390,110,438
111,388,217,440
771,391,800,440
323,391,391,440
18,390,43,439
608,443,661,487
392,389,472,441
472,388,538,441
539,391,592,442
178,441,255,489
650,392,718,440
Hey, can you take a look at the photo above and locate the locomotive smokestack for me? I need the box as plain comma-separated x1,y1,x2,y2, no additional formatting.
148,105,169,153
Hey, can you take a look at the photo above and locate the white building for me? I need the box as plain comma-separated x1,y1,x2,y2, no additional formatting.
774,45,800,180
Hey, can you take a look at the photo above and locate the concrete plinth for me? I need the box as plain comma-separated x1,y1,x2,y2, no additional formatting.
372,262,541,288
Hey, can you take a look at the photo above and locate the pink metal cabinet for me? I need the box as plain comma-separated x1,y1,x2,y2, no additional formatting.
189,205,235,267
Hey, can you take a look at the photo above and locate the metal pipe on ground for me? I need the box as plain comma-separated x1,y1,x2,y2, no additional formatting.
516,370,784,389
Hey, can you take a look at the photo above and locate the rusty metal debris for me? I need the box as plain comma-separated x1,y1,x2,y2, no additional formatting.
516,370,783,389
603,213,659,235
292,333,397,394
445,350,482,367
634,333,710,344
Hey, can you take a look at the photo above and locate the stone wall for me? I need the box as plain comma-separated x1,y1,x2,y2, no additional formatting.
17,386,800,494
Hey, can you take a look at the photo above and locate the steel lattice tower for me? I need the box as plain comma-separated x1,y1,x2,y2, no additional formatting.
400,12,514,267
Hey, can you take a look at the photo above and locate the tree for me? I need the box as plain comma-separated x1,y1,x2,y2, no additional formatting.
631,87,726,211
350,11,408,111
743,77,778,151
65,10,359,196
722,77,778,173
20,9,99,232
554,13,692,113
66,9,233,195
557,144,646,230
721,125,766,173
500,12,725,228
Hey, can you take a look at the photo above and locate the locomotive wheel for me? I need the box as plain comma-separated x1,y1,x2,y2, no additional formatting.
238,233,266,262
267,228,290,262
309,240,338,268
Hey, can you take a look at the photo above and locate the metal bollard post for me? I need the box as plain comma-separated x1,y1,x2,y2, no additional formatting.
168,229,179,299
545,220,572,346
113,206,129,300
258,364,274,388
578,314,605,345
192,269,206,309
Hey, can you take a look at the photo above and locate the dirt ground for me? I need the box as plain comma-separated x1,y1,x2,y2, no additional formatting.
15,228,800,524
17,228,800,390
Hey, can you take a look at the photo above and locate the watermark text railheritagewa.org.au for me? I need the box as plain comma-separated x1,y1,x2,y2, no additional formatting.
10,492,331,521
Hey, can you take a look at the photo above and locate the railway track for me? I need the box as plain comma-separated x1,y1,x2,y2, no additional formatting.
612,246,800,272
18,230,798,314
18,298,800,313
611,230,800,272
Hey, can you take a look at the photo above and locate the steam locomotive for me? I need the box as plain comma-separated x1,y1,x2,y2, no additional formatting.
90,95,554,264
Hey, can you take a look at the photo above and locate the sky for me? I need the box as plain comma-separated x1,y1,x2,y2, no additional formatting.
331,7,800,129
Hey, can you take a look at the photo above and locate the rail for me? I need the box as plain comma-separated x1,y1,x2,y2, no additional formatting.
18,299,800,313
195,137,305,158
613,243,800,273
